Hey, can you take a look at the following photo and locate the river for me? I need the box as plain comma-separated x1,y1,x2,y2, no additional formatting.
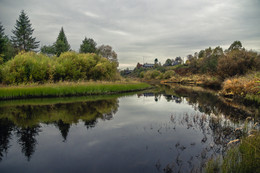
0,84,259,173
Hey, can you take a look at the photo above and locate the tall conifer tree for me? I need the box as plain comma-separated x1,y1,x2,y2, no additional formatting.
54,27,70,56
11,10,39,52
0,22,6,54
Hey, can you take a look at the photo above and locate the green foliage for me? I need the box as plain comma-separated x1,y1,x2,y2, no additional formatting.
40,45,56,55
90,58,118,80
144,70,162,80
0,22,6,54
0,23,16,62
1,52,52,84
0,82,151,99
0,51,119,84
79,37,97,53
53,52,99,81
139,71,145,78
182,41,259,78
163,70,175,79
54,27,70,57
228,40,242,51
11,10,39,52
164,59,172,66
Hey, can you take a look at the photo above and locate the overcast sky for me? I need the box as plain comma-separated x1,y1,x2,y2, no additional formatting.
0,0,259,69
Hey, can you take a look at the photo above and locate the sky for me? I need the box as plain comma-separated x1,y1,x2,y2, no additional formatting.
0,0,260,69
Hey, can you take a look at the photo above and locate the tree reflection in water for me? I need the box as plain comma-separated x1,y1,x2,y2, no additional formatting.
0,118,14,161
0,98,119,161
16,125,41,161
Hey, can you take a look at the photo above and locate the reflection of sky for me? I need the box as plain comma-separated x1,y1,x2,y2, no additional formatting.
0,95,243,173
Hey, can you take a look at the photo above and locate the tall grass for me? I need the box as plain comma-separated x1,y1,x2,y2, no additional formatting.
206,131,260,173
221,72,260,98
0,81,151,99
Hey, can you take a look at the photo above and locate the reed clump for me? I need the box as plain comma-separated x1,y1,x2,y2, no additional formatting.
220,72,260,98
206,131,260,173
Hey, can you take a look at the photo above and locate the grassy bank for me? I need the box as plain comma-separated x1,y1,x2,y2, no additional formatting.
0,81,151,100
206,131,260,173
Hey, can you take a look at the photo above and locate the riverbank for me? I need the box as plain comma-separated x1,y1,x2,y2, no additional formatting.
220,73,260,104
161,74,222,88
206,131,260,173
0,81,151,100
161,72,260,104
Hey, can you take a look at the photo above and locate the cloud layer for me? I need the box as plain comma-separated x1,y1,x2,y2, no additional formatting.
0,0,260,68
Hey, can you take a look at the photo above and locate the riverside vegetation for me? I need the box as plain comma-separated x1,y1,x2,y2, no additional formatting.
128,41,260,103
0,11,151,99
0,51,150,99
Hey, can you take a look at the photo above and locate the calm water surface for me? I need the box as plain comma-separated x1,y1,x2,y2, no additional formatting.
0,85,258,173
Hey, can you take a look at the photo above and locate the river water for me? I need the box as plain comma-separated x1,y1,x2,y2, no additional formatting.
0,85,259,173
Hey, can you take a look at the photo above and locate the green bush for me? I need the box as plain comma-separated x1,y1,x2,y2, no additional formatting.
1,52,52,84
0,51,118,84
163,70,175,79
144,70,161,80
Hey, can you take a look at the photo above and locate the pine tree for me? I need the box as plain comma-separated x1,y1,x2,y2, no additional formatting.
0,22,15,62
79,37,96,53
54,27,70,56
11,10,39,52
0,22,6,54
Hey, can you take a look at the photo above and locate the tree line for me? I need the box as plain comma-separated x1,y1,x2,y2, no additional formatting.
128,41,260,82
0,10,118,66
185,41,260,79
0,10,119,84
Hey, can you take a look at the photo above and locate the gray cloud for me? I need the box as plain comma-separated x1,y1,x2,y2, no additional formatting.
0,0,259,68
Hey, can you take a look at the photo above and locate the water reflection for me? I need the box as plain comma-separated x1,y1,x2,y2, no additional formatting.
16,125,40,161
141,84,259,120
0,98,119,161
0,85,259,173
0,118,14,161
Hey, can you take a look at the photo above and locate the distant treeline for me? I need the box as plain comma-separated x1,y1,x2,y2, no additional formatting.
184,41,260,78
0,52,118,84
130,41,260,81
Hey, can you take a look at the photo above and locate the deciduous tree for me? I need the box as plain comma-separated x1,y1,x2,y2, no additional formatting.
97,44,118,66
228,41,242,51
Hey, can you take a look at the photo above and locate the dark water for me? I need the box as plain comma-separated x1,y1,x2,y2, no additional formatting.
0,85,259,173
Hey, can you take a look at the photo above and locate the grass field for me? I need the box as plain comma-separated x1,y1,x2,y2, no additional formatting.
0,81,151,100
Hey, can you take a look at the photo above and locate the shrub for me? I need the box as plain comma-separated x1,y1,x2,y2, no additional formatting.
143,70,162,80
0,51,118,84
1,52,52,84
163,70,175,79
217,50,259,79
90,57,117,80
221,72,260,96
